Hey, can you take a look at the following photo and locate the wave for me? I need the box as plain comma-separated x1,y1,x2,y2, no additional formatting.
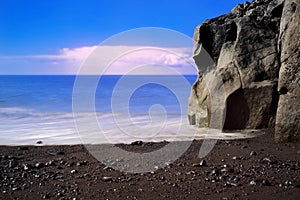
0,107,262,145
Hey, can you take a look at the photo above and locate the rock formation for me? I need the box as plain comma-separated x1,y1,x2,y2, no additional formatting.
188,0,299,142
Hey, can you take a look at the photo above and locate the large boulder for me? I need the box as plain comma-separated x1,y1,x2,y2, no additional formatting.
275,0,300,142
189,0,299,142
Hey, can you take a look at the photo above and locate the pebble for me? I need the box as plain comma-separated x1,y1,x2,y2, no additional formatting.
18,146,29,151
210,169,219,176
36,141,43,144
192,160,206,167
71,169,78,174
23,164,33,171
199,160,207,166
262,179,271,186
250,151,257,156
249,180,256,185
76,161,88,166
130,141,144,146
102,176,113,182
8,160,18,168
35,162,45,169
45,160,55,166
262,157,278,165
225,181,239,187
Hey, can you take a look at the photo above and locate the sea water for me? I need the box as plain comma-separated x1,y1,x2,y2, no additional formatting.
0,75,258,145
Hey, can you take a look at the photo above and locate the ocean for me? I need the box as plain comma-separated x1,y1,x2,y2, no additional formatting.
0,75,257,145
0,75,198,145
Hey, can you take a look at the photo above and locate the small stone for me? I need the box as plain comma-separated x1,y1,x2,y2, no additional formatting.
45,160,55,166
23,164,33,171
228,168,234,173
36,141,43,144
66,162,75,167
42,194,50,199
250,151,257,156
262,179,271,186
225,181,238,187
1,155,8,160
56,151,65,155
131,141,143,146
18,146,29,150
249,180,256,185
35,162,45,169
71,169,78,174
262,157,278,165
76,161,88,166
102,176,113,182
199,160,207,166
210,169,219,176
8,160,18,168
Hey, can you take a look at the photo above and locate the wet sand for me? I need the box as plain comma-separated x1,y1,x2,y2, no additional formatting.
0,131,299,199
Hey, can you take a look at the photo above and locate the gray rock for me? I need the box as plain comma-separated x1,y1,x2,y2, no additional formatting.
275,0,300,142
189,0,299,142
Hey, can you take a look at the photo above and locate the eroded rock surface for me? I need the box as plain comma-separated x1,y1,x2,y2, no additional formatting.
189,0,299,142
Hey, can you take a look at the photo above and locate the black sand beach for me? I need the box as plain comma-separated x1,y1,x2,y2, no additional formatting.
0,131,299,199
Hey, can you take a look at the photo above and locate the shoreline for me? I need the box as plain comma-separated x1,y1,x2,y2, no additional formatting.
0,128,265,146
0,131,299,199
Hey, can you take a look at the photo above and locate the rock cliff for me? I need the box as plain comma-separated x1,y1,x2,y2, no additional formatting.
188,0,299,142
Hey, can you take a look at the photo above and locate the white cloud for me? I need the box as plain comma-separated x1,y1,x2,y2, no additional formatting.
0,45,198,75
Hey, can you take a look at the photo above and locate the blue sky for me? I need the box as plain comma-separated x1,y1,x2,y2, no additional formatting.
0,0,245,74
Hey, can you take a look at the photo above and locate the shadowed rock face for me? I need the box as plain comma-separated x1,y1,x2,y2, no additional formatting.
189,0,300,142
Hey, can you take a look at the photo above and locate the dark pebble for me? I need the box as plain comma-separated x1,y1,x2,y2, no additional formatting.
262,157,278,165
18,146,29,150
102,176,113,182
192,160,206,167
250,151,257,156
232,156,240,160
36,141,43,144
56,151,65,155
35,162,45,169
225,181,239,187
200,160,207,166
45,160,55,166
210,169,219,176
1,155,8,160
76,161,88,166
262,179,271,186
8,159,18,168
131,141,144,146
23,164,33,171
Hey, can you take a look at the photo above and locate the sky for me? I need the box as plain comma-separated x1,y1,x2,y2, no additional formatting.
0,0,245,75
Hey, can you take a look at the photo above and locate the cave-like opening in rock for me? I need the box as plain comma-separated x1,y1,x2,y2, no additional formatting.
225,22,237,42
199,25,213,57
223,88,250,130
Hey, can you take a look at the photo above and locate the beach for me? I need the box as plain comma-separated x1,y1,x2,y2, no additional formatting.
1,130,299,200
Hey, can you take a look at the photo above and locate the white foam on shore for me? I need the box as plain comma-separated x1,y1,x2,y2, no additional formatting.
0,108,264,145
